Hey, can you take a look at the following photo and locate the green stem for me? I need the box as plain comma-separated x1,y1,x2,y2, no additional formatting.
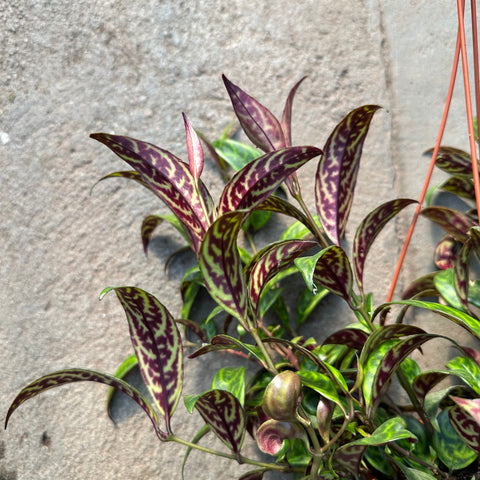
293,191,329,249
167,435,287,471
295,407,323,480
250,327,278,375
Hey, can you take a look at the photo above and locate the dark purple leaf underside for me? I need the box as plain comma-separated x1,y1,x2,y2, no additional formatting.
442,176,476,200
353,198,416,292
183,113,204,182
5,368,160,435
401,272,439,300
281,76,307,147
239,469,265,480
461,346,480,366
218,146,321,216
222,75,285,153
188,334,262,362
450,397,480,453
194,389,246,455
90,133,214,253
427,146,474,176
435,235,462,270
103,287,183,434
312,245,355,308
412,371,449,406
315,105,381,245
323,328,369,350
421,206,476,242
333,443,368,477
246,240,316,316
198,212,248,326
92,170,150,191
367,334,438,415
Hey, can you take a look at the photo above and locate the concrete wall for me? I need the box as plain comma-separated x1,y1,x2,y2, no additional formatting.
1,1,472,479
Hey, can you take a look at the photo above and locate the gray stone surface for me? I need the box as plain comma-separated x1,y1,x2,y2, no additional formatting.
0,1,474,479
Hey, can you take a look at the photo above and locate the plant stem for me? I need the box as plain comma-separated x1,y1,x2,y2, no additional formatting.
250,327,278,374
167,434,288,471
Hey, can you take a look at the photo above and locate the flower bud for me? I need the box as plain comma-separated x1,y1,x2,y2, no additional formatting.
262,370,303,421
316,397,334,443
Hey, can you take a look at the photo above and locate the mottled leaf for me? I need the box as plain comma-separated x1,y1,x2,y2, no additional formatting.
420,206,476,242
183,113,204,182
353,199,416,292
101,287,183,434
412,370,449,407
441,175,476,200
212,367,246,406
401,272,439,300
297,370,344,413
455,237,474,311
433,408,477,470
246,240,316,317
450,396,480,453
222,75,286,152
434,234,462,270
315,105,381,245
434,268,464,311
198,211,249,326
218,146,321,216
193,389,246,455
212,137,261,172
447,356,480,395
426,146,474,176
91,169,150,192
5,368,160,437
323,328,369,350
90,133,215,253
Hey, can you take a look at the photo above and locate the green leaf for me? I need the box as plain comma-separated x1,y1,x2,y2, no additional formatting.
355,417,416,446
421,206,476,242
315,105,381,245
212,137,261,171
5,368,161,437
446,356,480,395
295,286,329,327
433,408,477,470
212,367,246,406
434,268,464,311
100,287,183,434
297,370,344,414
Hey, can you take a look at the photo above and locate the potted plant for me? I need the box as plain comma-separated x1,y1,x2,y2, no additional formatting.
6,7,480,480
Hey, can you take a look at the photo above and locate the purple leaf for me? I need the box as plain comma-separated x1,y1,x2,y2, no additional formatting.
312,245,355,308
90,133,215,254
218,146,321,216
412,371,449,406
460,346,480,366
183,113,204,182
198,212,249,327
238,469,266,480
426,146,475,176
454,238,474,311
353,199,416,292
246,240,316,317
5,368,161,437
315,105,381,245
401,272,439,300
333,444,368,478
323,328,369,350
222,75,286,152
434,234,462,270
101,287,183,435
91,170,150,191
141,214,189,256
281,76,307,147
441,176,476,201
450,397,480,453
420,206,476,242
193,389,246,456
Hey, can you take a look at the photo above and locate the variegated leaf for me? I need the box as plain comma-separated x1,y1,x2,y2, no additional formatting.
401,272,439,300
5,368,161,437
312,245,355,308
212,367,246,406
364,334,439,416
315,105,381,245
212,137,261,172
222,75,286,152
101,287,183,434
333,443,368,478
353,199,416,292
434,234,462,270
246,240,316,317
91,170,150,192
193,389,246,455
323,328,369,350
218,146,321,216
90,133,215,253
198,211,249,327
281,76,307,147
412,371,449,407
420,206,476,242
426,146,474,176
141,214,189,255
441,176,476,200
446,356,480,395
450,396,480,453
183,113,204,182
454,237,474,311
